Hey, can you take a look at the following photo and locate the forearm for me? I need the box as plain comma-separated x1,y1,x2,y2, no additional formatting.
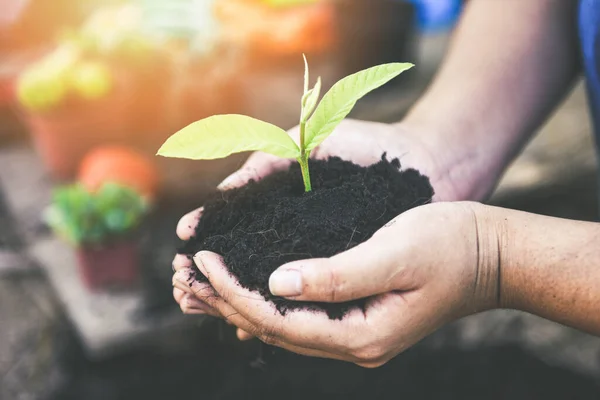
403,0,580,200
483,205,600,336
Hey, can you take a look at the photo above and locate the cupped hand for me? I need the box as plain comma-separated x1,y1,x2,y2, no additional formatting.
172,119,475,340
175,201,500,365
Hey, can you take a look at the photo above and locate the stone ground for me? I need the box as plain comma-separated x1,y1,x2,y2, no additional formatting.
1,35,600,398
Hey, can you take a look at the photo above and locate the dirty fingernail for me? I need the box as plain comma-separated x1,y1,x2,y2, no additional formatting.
269,269,303,297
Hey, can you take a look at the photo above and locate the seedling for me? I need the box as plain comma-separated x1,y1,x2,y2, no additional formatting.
157,56,413,192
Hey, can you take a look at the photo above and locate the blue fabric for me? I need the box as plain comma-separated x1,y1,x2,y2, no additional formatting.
402,0,462,32
580,0,600,144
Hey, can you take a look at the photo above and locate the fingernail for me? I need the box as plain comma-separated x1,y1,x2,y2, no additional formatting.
194,252,208,276
217,173,241,190
269,269,303,297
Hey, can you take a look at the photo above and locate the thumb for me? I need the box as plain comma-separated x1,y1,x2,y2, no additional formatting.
268,234,404,303
218,152,292,191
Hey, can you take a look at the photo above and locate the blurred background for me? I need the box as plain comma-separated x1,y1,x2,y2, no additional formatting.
0,0,599,399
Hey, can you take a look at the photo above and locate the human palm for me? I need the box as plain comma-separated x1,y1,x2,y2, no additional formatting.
172,119,466,339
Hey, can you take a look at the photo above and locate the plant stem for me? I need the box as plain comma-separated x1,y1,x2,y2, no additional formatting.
299,154,312,192
299,121,312,192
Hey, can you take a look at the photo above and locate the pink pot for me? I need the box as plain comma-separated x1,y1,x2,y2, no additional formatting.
76,240,139,292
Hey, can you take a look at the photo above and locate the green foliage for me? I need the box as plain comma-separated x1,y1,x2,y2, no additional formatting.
44,182,148,246
300,54,322,124
157,56,414,192
304,62,413,151
157,114,300,160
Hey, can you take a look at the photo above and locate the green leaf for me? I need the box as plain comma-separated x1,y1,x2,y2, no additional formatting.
305,63,414,151
303,53,309,94
157,114,301,160
301,77,321,123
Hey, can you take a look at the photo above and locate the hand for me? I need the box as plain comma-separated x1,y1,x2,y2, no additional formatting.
177,202,500,366
172,119,486,340
214,119,464,202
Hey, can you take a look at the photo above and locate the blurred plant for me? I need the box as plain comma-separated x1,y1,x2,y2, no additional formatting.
77,4,156,62
16,41,116,111
69,61,114,100
15,3,159,112
44,182,148,247
16,43,81,111
136,0,220,56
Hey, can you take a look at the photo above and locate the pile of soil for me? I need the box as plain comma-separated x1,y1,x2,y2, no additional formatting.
178,155,434,319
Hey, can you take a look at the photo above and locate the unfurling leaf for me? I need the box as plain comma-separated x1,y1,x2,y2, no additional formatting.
157,114,301,160
303,53,309,94
304,63,414,151
301,76,321,123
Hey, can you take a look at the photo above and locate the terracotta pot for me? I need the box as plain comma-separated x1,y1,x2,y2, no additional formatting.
0,77,14,107
76,240,139,292
23,64,168,180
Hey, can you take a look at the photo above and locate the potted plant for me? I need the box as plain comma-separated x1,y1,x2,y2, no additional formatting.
157,56,435,319
14,4,169,180
44,181,149,291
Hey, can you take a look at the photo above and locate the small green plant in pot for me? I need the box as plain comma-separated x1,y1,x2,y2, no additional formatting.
44,182,148,291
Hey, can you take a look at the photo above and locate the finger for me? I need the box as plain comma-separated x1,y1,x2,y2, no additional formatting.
265,339,353,363
173,279,193,295
205,281,393,366
268,229,409,303
176,207,203,240
195,251,353,351
236,328,254,341
172,253,193,272
198,283,349,361
173,287,186,303
172,268,210,296
180,294,221,317
217,152,292,190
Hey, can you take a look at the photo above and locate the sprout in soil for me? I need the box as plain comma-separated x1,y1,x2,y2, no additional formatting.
44,182,148,247
156,55,414,192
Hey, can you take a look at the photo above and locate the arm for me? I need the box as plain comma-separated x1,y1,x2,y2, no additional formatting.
493,207,600,335
403,0,580,201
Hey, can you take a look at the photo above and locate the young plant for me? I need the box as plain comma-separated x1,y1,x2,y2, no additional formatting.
157,56,413,192
44,182,148,246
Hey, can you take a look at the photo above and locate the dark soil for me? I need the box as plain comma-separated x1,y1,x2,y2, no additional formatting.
178,155,434,319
